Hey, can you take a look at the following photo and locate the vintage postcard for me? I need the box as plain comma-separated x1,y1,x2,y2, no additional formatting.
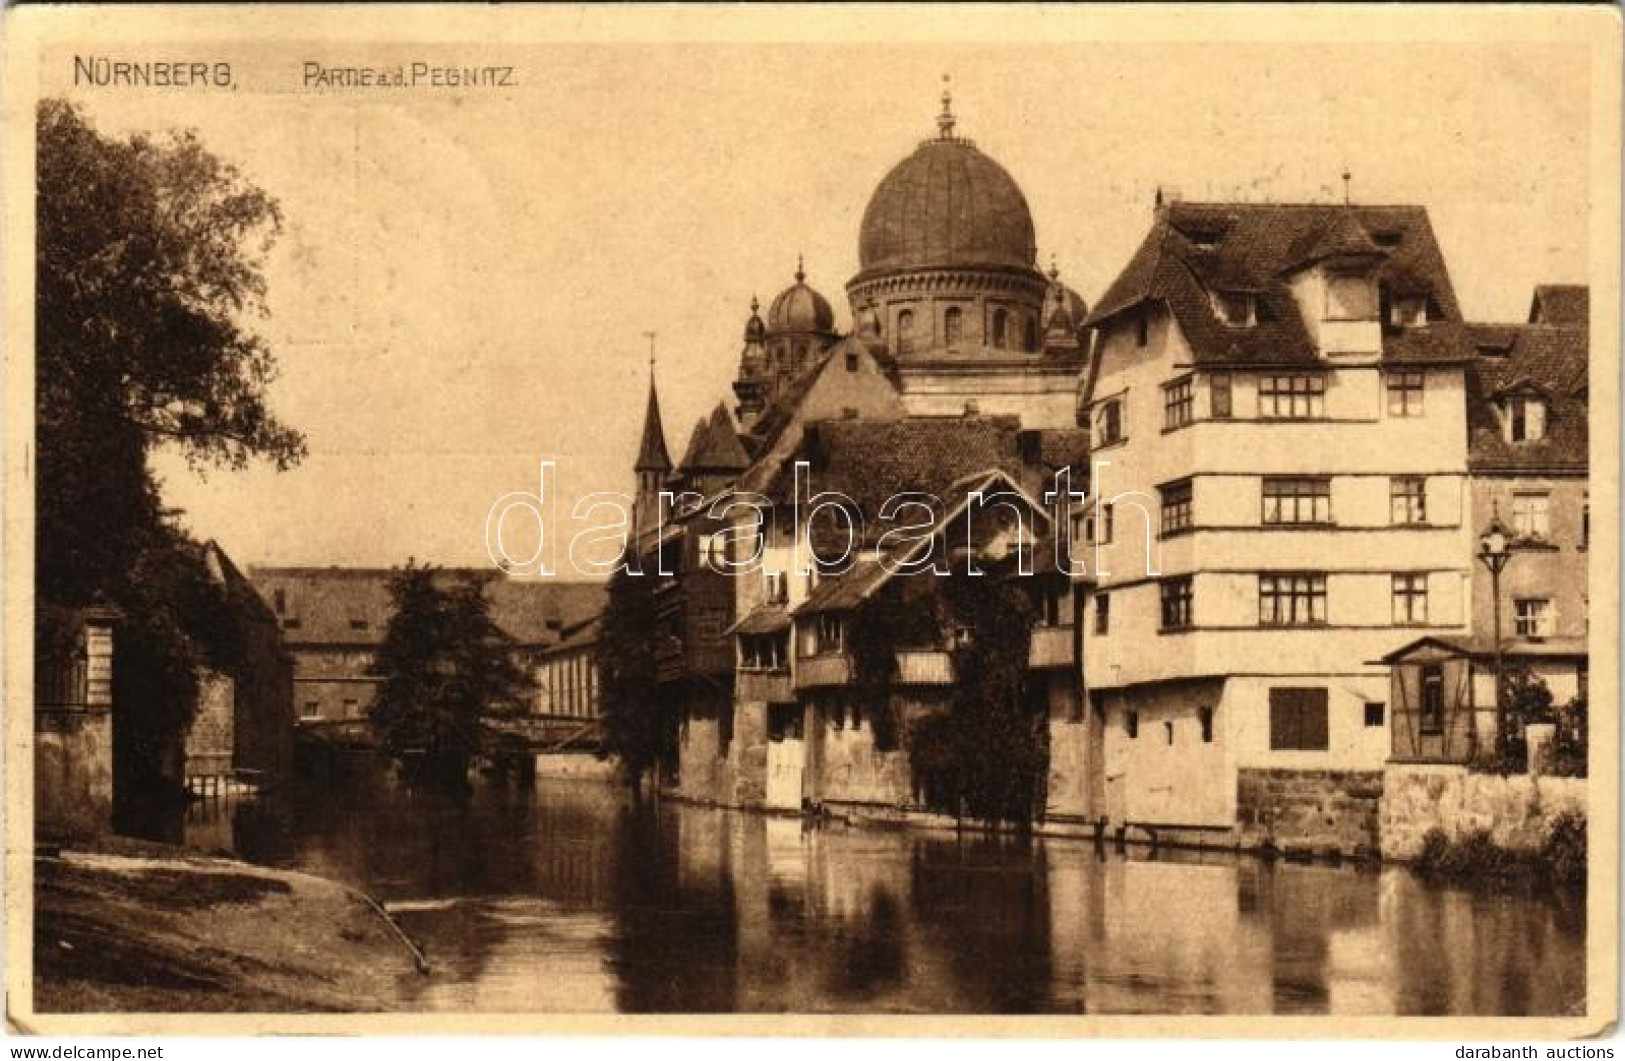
3,3,1619,1039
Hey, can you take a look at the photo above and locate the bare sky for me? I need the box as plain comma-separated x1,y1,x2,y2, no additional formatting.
41,31,1592,572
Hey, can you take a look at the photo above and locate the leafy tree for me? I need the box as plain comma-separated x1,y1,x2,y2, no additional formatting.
35,99,303,800
911,567,1044,828
369,563,535,789
596,565,669,790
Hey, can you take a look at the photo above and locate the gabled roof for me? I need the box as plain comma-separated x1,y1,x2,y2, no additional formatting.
791,467,1056,618
679,402,751,473
202,540,279,628
1529,284,1589,327
1086,202,1467,368
1466,323,1587,471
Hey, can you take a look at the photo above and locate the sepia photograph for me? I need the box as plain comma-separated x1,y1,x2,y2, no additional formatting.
2,3,1618,1039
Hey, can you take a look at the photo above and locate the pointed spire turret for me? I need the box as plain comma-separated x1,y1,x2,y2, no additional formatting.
635,366,672,474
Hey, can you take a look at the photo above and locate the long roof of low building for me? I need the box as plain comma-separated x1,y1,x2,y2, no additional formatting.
249,566,604,648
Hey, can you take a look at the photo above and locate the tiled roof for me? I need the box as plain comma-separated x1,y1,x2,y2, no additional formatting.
249,567,604,648
794,559,891,616
1087,202,1465,367
1529,284,1588,327
728,602,792,636
679,402,751,473
766,415,1030,523
1037,428,1090,475
1466,324,1588,471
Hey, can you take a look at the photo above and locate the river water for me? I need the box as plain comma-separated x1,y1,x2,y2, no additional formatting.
183,767,1584,1015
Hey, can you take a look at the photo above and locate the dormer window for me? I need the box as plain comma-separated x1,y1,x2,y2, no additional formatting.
1504,395,1547,443
1325,272,1378,321
1390,293,1429,328
1212,290,1256,328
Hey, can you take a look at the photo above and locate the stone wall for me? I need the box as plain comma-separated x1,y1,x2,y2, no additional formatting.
676,713,728,803
185,671,236,779
727,702,769,808
1236,768,1384,857
1379,762,1587,860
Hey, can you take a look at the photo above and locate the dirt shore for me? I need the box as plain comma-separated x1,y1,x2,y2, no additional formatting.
30,838,424,1014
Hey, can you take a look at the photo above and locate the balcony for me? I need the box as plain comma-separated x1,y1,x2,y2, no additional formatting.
894,650,954,685
795,653,853,690
1028,625,1076,670
736,669,795,704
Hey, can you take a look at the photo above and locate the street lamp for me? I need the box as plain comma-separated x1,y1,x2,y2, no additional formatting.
1477,512,1514,758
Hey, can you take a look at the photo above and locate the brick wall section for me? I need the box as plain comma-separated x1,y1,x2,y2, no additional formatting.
184,672,235,778
1380,763,1587,860
1235,768,1384,856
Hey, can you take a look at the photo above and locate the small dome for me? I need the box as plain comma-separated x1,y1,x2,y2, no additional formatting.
766,260,836,334
858,133,1037,276
1045,266,1088,329
743,295,766,344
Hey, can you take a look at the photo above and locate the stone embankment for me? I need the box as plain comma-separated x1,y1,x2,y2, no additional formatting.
1379,763,1587,861
31,839,424,1014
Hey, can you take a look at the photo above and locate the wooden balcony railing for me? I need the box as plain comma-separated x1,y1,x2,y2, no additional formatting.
737,669,795,703
893,650,955,685
795,653,853,689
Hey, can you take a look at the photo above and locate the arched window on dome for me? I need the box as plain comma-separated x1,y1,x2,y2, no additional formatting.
794,343,808,369
1024,315,1038,352
944,306,963,347
992,308,1008,350
897,309,916,355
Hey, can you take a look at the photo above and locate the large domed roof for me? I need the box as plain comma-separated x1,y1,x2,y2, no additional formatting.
858,128,1037,276
766,261,836,334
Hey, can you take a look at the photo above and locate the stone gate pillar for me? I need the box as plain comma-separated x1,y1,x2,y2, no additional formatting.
35,606,119,840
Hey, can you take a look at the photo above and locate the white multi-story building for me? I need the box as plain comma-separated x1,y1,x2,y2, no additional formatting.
1078,200,1478,851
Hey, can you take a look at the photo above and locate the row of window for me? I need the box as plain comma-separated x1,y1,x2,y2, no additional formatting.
1078,482,1569,542
1105,370,1429,445
1202,275,1428,332
299,696,362,721
1093,577,1557,635
894,305,1038,355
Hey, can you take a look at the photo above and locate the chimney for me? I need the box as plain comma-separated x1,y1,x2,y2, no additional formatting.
802,422,828,471
1017,428,1043,467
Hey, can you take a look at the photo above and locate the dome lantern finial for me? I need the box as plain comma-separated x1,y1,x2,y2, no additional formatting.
937,74,956,139
795,253,806,283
